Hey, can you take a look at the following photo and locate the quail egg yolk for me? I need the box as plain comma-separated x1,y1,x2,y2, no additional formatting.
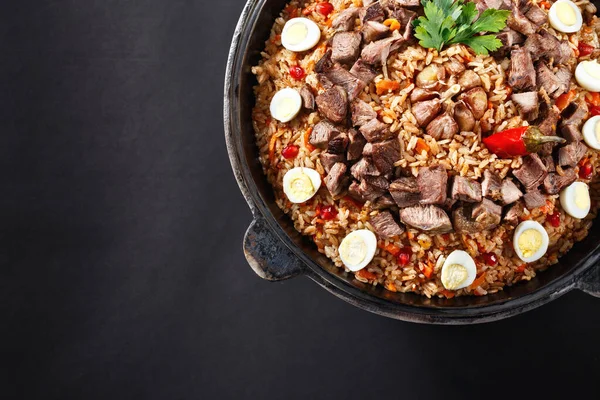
285,22,308,45
340,235,367,265
441,264,468,290
575,183,591,210
289,173,314,199
518,229,543,259
556,2,577,25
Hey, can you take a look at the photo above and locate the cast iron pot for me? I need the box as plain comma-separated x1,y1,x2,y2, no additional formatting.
224,0,600,324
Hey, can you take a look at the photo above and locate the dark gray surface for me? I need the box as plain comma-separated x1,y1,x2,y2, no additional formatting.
0,1,599,399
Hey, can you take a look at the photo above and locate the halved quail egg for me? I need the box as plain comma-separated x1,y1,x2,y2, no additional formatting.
281,18,321,52
282,167,321,204
548,0,583,33
440,250,477,290
575,60,600,92
560,181,591,219
513,221,549,263
339,230,377,272
270,88,302,123
582,115,600,150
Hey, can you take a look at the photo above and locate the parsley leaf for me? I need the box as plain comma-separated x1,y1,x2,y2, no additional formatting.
412,0,509,55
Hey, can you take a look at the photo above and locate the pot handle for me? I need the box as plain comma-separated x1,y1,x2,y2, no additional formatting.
577,265,600,298
243,217,306,281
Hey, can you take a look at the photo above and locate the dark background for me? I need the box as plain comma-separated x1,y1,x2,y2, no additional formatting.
1,0,599,399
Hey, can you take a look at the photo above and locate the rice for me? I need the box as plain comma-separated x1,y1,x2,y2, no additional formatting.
251,0,600,298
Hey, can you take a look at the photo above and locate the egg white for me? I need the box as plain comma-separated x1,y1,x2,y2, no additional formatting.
339,230,377,272
440,250,477,290
281,18,321,53
582,115,600,150
548,0,583,33
560,181,591,219
282,167,322,204
575,61,600,92
270,88,302,123
513,221,550,263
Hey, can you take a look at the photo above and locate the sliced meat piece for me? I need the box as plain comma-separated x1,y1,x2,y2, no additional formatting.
360,2,386,23
505,201,524,225
361,36,405,65
495,28,525,57
558,142,587,168
315,49,334,74
328,132,349,154
426,113,459,140
364,175,391,191
554,66,572,96
543,170,577,195
534,98,560,136
369,211,405,238
562,100,589,127
299,86,315,110
362,21,390,44
370,139,400,174
348,179,386,202
320,152,345,173
316,86,348,124
347,129,366,161
472,198,502,230
541,155,556,172
508,48,536,91
523,190,546,209
349,59,378,84
523,33,546,60
511,91,539,121
452,205,480,233
320,66,366,101
351,157,380,180
513,154,548,191
454,100,475,132
310,120,337,149
373,194,396,210
451,176,483,203
561,124,583,143
410,88,438,103
482,170,503,201
525,4,547,27
501,179,523,205
331,32,362,65
351,99,377,127
443,58,466,76
359,119,391,142
325,163,349,197
332,7,360,32
458,70,482,91
400,205,453,233
536,61,563,99
507,3,536,35
417,165,448,205
389,177,421,207
460,87,488,120
412,99,442,127
556,40,574,65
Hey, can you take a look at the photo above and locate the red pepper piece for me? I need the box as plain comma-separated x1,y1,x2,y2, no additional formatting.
282,144,299,159
547,211,561,228
319,205,338,220
579,42,595,57
591,106,600,117
315,2,334,16
482,252,498,266
483,126,566,158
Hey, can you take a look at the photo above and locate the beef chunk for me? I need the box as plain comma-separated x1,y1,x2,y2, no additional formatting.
348,179,386,202
351,157,380,180
369,211,405,238
370,139,400,174
453,205,481,233
351,99,377,127
525,4,547,27
412,99,442,127
523,190,546,209
513,154,548,191
534,98,560,136
347,129,367,161
561,124,583,143
509,48,536,91
555,66,572,94
388,6,417,39
299,86,315,110
320,152,345,173
328,132,349,154
400,205,453,233
558,142,587,168
511,91,539,121
373,194,396,210
461,87,488,120
349,59,378,85
501,179,524,205
362,21,390,43
389,177,421,207
361,2,386,23
472,198,502,230
536,62,563,99
417,165,448,205
310,120,337,149
541,155,556,172
458,70,482,91
443,58,466,76
426,113,459,140
410,88,439,103
556,41,574,64
331,32,362,65
359,119,391,142
562,100,589,127
325,163,349,197
543,170,577,195
320,67,365,101
504,201,524,225
454,100,475,132
332,7,360,32
482,170,503,201
451,176,482,203
316,86,348,124
361,36,405,65
507,3,536,35
495,28,525,56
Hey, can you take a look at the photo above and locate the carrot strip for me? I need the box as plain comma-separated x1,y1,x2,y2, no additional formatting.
304,127,315,152
555,90,576,111
516,264,527,273
468,273,487,290
422,262,434,279
268,134,279,165
441,289,455,299
356,269,377,281
383,18,401,31
378,242,401,256
415,138,430,154
376,79,401,95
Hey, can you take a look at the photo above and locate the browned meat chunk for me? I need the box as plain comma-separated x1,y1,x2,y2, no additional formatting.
332,7,360,32
299,86,315,110
370,139,400,174
511,91,539,121
555,66,572,94
504,201,524,225
458,70,482,91
332,32,362,65
320,152,345,173
523,190,546,209
417,165,448,205
501,179,523,205
507,3,536,35
415,64,446,91
360,2,386,23
361,36,405,65
461,87,488,120
472,198,502,230
369,211,404,238
373,194,396,210
310,120,337,149
443,58,466,76
454,100,475,132
349,59,378,84
541,155,556,172
316,51,366,100
412,99,442,127
535,98,560,136
513,154,548,191
364,175,390,191
453,205,481,233
536,62,563,99
351,99,377,127
556,41,574,65
509,48,536,91
351,157,380,180
362,21,390,43
525,4,547,27
359,119,391,142
316,86,348,124
325,163,349,196
495,28,525,56
561,124,583,143
543,170,577,195
400,205,453,233
482,170,503,201
347,129,366,161
328,131,349,154
389,177,421,208
391,7,417,40
558,142,587,168
426,113,459,140
348,179,386,202
562,100,589,127
410,88,438,103
451,176,482,203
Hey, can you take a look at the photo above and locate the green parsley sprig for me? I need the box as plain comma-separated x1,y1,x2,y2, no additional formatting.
412,0,510,55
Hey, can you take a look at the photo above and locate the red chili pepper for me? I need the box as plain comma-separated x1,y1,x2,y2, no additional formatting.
289,65,305,80
315,2,334,16
319,205,338,220
578,42,595,57
579,161,594,180
482,252,498,267
397,248,412,266
591,106,600,117
282,144,299,159
547,211,561,228
482,126,566,158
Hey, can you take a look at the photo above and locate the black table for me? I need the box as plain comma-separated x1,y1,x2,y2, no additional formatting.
1,1,599,398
